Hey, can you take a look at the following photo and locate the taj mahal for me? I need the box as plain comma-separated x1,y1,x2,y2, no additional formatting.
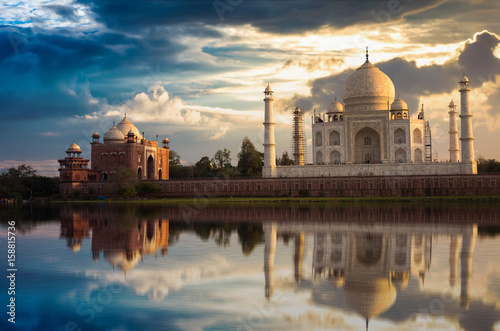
263,50,477,178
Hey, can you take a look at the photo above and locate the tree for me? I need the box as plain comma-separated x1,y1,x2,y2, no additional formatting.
169,150,181,166
117,186,137,199
477,157,500,173
0,164,37,200
214,148,231,169
169,165,192,179
194,156,213,178
277,151,294,166
237,137,263,176
136,182,161,197
108,167,139,193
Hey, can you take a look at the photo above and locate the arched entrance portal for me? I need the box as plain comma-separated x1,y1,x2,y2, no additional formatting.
354,127,381,163
147,156,155,179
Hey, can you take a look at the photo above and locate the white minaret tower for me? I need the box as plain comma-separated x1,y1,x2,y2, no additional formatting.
264,222,277,300
459,74,476,168
448,100,460,162
263,84,276,177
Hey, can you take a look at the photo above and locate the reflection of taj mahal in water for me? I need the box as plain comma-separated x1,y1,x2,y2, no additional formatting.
263,222,477,328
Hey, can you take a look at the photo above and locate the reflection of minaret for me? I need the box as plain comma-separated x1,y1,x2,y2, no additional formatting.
449,235,461,288
425,235,432,271
264,222,277,300
460,225,477,309
159,219,169,256
294,232,304,284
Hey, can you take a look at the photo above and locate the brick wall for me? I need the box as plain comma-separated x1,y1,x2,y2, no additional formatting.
157,174,500,198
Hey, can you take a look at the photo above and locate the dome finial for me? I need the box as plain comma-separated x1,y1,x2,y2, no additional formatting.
366,46,369,61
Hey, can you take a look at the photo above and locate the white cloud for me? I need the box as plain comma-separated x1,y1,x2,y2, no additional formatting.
90,85,265,141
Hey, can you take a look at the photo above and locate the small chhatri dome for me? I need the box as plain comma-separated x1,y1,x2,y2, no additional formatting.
92,131,100,138
66,142,81,153
327,98,344,113
294,106,301,114
449,100,456,108
103,125,125,143
264,83,273,94
460,73,469,83
391,98,408,111
116,116,143,139
127,129,135,137
162,137,169,143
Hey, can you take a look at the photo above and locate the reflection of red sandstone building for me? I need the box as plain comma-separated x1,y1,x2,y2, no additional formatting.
60,208,92,253
91,219,169,276
59,208,169,275
58,115,169,195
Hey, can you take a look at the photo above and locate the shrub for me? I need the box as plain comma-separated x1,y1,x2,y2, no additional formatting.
118,186,137,199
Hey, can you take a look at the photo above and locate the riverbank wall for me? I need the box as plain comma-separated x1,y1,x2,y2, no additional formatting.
63,174,500,198
159,174,500,198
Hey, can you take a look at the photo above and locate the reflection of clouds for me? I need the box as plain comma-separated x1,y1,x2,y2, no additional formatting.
175,318,220,331
484,269,500,309
102,254,230,301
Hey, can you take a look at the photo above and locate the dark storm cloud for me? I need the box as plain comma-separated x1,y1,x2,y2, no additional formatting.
45,5,79,21
284,31,500,116
76,0,448,34
0,25,193,120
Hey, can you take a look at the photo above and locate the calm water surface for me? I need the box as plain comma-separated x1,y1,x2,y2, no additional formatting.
1,202,500,331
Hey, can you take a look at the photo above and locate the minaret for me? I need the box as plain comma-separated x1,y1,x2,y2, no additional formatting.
292,107,305,166
448,100,460,162
460,224,477,309
459,74,476,165
294,232,304,284
264,222,277,300
425,121,432,162
263,84,276,177
449,235,461,288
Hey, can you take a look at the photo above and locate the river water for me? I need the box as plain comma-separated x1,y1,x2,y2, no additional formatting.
0,202,499,331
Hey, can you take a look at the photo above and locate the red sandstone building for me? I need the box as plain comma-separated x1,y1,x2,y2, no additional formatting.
58,116,169,195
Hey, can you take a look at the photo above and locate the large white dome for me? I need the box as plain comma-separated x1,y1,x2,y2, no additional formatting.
116,116,142,139
342,60,395,108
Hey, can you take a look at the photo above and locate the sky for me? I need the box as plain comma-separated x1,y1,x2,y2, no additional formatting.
1,0,500,176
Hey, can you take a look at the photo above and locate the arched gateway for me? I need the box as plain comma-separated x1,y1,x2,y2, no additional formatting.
354,127,381,163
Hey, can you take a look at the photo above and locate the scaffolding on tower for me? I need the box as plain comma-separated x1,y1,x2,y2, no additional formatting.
425,121,432,162
291,107,307,166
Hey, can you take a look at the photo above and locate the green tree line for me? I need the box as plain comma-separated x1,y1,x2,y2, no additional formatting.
0,164,59,202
